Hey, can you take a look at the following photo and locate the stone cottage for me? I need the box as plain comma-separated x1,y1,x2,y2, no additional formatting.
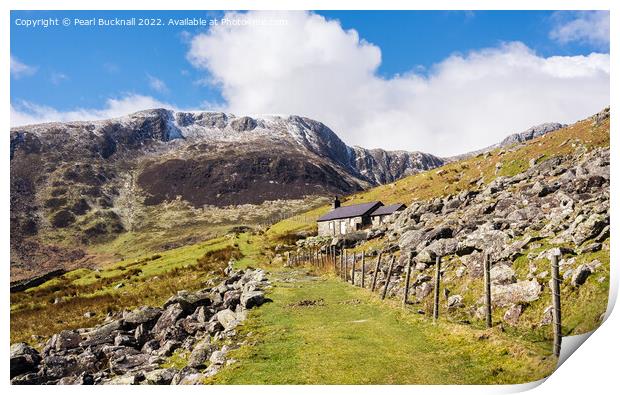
370,203,407,226
317,197,406,236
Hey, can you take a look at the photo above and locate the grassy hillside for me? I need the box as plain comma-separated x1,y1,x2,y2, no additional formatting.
206,269,555,384
9,110,609,385
11,235,236,344
261,110,611,347
268,114,610,238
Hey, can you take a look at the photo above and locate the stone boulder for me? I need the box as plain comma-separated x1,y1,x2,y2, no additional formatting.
447,295,463,309
240,290,265,309
143,368,177,385
46,330,82,352
491,280,541,307
416,248,436,264
503,304,523,325
572,213,609,245
40,354,79,380
490,264,516,285
80,319,123,347
123,307,162,328
461,229,510,261
109,352,150,375
223,290,242,309
416,282,434,300
423,238,458,258
571,264,593,287
460,252,484,278
216,309,240,331
153,303,185,337
163,290,211,313
398,229,427,252
187,337,213,368
10,343,41,378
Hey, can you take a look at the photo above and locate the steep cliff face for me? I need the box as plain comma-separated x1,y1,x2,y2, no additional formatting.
9,109,445,278
349,147,445,184
447,122,566,162
9,107,578,279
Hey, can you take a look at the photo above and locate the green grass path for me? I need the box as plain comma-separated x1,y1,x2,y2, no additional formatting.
208,236,555,384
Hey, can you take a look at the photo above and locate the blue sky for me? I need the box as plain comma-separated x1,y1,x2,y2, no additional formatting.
10,10,610,155
10,10,608,112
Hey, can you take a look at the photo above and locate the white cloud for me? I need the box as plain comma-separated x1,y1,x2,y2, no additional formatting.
10,55,37,78
188,11,610,156
11,94,173,127
550,11,610,47
147,74,169,93
50,72,69,85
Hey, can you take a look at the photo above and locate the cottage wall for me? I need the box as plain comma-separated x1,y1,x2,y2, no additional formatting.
318,221,332,236
318,216,366,236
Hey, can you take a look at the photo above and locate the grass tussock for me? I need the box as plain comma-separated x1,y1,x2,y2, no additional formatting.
10,237,240,345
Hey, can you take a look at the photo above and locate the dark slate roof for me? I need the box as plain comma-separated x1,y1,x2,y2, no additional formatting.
317,201,383,222
370,203,406,216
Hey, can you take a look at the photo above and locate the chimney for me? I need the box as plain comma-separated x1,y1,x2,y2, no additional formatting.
333,196,341,209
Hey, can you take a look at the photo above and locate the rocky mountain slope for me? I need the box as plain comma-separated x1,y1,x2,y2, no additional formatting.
9,108,570,280
295,107,609,336
446,122,566,162
10,264,270,385
9,110,442,280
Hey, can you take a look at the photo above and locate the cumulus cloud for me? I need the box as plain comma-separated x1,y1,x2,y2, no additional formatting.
11,94,173,127
550,11,610,48
10,55,37,78
188,11,610,156
147,74,169,93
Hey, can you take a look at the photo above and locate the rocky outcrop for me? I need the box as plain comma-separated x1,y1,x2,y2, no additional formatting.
9,110,446,279
333,141,609,327
10,266,269,385
447,122,566,162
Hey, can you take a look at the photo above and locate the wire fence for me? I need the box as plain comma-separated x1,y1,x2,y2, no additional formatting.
285,244,563,358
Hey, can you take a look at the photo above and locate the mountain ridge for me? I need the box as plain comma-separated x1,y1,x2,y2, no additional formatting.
9,107,576,280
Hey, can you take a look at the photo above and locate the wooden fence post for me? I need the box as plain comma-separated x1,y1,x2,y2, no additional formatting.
326,247,330,268
325,246,329,269
324,247,328,268
351,253,356,285
403,251,413,306
334,248,338,272
361,252,366,288
371,251,383,292
433,255,441,321
381,256,395,300
551,251,562,358
340,248,349,282
484,252,492,328
343,249,348,281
